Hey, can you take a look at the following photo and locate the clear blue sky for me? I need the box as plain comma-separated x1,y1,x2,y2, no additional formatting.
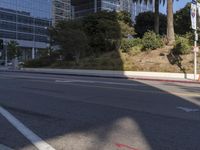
160,0,191,14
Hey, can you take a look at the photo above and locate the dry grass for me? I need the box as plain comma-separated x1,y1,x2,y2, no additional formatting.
51,46,200,73
121,46,199,73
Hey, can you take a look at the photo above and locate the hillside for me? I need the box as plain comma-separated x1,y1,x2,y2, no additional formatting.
50,46,200,73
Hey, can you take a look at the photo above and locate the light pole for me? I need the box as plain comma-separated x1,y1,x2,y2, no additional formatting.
193,0,198,80
4,41,8,68
94,0,97,13
44,26,51,56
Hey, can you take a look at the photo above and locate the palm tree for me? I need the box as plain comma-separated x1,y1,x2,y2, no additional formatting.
166,0,175,45
154,0,159,34
133,0,176,45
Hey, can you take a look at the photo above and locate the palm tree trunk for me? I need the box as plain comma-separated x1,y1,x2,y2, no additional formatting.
167,0,175,45
154,0,159,34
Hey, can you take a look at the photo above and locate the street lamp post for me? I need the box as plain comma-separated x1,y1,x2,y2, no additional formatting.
4,41,8,68
191,0,198,80
44,26,51,56
94,0,97,13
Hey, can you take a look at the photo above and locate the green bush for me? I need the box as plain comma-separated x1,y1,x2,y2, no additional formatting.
135,12,166,37
24,58,53,68
182,32,194,45
121,38,142,52
142,31,163,51
172,36,192,55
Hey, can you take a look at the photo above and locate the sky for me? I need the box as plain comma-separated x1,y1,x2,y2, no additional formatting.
160,0,191,14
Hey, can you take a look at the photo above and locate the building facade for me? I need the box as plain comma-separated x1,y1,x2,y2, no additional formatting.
101,0,154,22
52,0,71,25
101,0,132,12
132,0,154,21
0,0,154,61
101,0,120,11
0,0,52,60
71,0,101,19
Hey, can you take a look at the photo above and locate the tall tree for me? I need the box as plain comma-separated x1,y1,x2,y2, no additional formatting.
154,0,159,34
133,0,177,45
167,0,175,45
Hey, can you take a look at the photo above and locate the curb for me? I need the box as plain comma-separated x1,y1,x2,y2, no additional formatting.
1,69,200,84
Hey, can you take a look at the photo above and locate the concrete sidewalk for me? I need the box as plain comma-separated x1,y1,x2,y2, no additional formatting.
0,68,199,84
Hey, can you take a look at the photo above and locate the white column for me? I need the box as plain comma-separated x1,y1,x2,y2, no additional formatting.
32,47,35,59
94,0,97,13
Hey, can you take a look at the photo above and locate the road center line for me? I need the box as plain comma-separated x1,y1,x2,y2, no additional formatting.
0,106,56,150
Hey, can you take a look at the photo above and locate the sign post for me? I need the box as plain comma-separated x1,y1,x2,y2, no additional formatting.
191,0,198,80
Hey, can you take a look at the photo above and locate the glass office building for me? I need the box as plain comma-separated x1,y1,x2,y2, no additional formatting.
71,0,101,19
0,0,52,60
52,0,71,25
101,0,120,11
101,0,133,14
132,0,154,21
101,0,154,22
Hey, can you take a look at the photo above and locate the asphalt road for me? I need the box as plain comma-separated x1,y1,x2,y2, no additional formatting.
0,71,200,150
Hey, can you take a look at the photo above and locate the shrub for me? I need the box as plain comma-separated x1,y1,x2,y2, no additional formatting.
135,12,166,37
142,31,163,51
121,38,142,52
128,46,142,56
172,36,192,55
183,32,194,45
24,57,53,68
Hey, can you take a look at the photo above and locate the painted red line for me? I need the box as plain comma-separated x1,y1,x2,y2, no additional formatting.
115,143,139,150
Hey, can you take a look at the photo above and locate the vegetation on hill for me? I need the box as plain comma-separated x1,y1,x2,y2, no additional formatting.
24,3,199,73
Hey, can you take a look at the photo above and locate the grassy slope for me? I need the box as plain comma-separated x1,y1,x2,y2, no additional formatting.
51,46,200,73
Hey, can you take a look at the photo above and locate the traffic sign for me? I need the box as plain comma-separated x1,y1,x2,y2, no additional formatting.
191,3,197,30
193,46,199,52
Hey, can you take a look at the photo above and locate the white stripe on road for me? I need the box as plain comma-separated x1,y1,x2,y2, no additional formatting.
0,106,56,150
55,79,144,86
55,79,95,83
0,144,14,150
177,106,199,112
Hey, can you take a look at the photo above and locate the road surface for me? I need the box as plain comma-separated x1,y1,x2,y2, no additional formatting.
0,71,200,150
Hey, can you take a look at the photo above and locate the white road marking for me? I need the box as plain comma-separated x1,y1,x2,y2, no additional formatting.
55,79,144,86
0,144,14,150
55,79,95,83
177,106,199,112
0,106,56,150
0,74,59,81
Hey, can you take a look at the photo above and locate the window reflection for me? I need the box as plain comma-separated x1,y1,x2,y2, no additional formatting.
0,0,52,43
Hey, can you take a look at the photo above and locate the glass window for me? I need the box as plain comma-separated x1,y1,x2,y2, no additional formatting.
0,30,16,39
17,24,33,33
17,15,34,24
0,11,16,22
35,27,47,35
35,35,48,42
0,21,16,31
17,33,33,41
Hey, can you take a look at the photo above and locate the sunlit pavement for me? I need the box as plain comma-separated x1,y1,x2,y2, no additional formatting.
0,72,200,150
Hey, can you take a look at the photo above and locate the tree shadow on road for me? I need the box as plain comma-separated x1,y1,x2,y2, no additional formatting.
0,73,200,150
